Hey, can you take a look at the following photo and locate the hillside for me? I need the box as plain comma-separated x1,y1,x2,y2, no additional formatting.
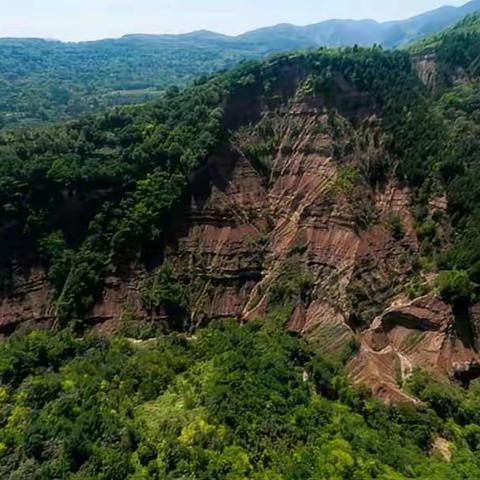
1,15,480,479
1,19,480,390
1,0,480,130
411,12,480,87
1,319,480,478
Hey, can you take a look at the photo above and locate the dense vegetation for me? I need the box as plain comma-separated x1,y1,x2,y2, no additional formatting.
1,0,479,130
0,318,479,479
410,12,480,76
407,14,480,298
0,34,277,130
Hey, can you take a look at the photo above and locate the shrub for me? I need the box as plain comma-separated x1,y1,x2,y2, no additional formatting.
141,264,188,326
388,213,405,240
435,270,474,305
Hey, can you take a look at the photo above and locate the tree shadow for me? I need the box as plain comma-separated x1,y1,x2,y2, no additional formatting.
452,302,477,351
451,303,480,388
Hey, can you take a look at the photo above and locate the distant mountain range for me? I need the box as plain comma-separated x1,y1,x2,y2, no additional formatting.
1,0,479,129
124,0,480,49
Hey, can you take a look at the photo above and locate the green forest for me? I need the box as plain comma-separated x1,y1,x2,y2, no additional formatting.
0,318,479,479
0,34,296,130
0,11,480,480
0,2,478,130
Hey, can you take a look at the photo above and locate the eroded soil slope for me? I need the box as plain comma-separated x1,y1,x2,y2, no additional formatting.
1,53,479,402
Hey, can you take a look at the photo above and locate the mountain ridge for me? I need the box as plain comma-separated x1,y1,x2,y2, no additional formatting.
4,0,478,45
1,0,479,130
2,14,480,401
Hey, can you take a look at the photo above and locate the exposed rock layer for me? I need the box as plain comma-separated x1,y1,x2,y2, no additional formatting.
348,294,480,402
1,72,479,402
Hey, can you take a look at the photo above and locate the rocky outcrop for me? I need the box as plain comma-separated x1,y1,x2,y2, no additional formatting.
0,268,54,334
348,294,480,402
169,145,269,322
430,437,453,462
169,88,419,356
89,271,149,334
414,54,438,90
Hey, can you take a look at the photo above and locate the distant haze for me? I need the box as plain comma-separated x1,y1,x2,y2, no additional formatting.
0,0,468,41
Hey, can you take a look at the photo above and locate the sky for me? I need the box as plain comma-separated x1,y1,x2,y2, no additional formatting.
0,0,469,41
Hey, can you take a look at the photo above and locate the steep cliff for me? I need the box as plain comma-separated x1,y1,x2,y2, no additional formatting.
164,75,479,401
169,88,418,341
349,294,480,402
1,37,480,402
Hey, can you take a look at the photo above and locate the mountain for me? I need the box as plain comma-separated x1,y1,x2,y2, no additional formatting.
1,13,480,394
241,0,480,47
1,1,480,130
1,14,480,478
123,0,480,49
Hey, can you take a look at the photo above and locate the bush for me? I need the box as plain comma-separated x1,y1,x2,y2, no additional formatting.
141,264,188,327
0,322,479,478
407,369,464,420
435,270,474,305
388,213,405,240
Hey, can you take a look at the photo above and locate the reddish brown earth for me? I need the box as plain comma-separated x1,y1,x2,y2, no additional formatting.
1,72,479,402
349,294,480,402
0,267,54,333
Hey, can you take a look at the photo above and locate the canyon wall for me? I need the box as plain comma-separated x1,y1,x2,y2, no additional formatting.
1,70,479,402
